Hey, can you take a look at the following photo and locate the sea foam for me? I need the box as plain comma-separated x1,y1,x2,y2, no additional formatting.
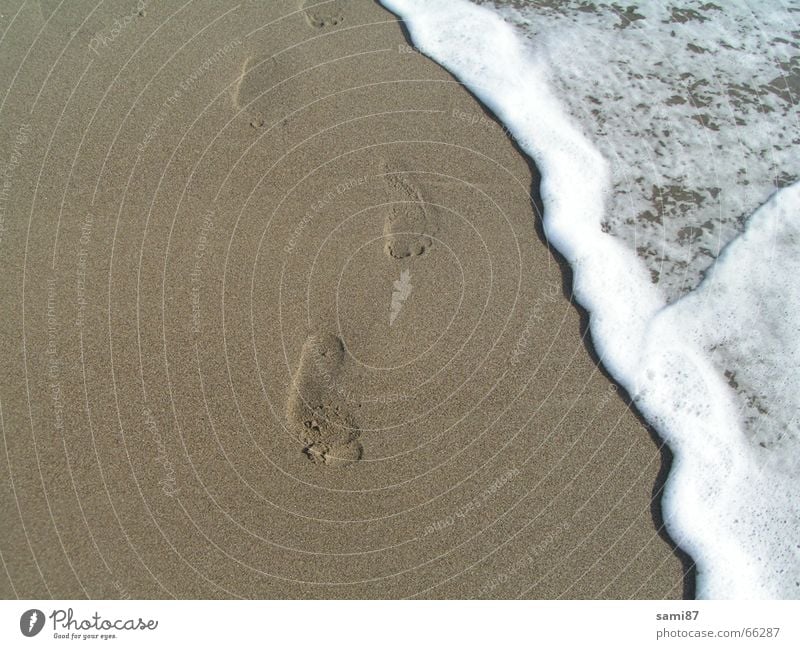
380,0,800,597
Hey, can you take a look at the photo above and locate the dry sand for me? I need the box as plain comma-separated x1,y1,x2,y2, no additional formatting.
0,0,690,598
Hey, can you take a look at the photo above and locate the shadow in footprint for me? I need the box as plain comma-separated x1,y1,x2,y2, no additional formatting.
287,333,363,466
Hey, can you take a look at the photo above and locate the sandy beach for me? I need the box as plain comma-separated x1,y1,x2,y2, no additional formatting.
0,0,689,598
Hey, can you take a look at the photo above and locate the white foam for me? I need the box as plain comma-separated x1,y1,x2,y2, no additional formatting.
643,183,800,597
480,0,800,303
381,0,800,597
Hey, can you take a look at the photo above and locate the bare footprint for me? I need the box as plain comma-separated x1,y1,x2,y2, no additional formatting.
382,161,440,259
231,56,280,130
287,334,363,466
301,0,346,28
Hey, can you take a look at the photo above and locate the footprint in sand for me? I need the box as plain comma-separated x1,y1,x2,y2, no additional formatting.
231,56,280,130
286,333,363,466
301,0,346,28
382,161,440,259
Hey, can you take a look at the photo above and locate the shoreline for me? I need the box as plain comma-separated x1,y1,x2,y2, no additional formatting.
0,0,687,599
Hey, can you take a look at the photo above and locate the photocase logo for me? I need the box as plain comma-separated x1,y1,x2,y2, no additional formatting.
389,269,412,326
20,609,45,637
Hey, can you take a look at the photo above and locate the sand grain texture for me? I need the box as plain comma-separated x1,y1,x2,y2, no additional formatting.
0,0,688,598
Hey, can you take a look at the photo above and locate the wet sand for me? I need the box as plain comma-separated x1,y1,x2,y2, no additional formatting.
0,0,689,598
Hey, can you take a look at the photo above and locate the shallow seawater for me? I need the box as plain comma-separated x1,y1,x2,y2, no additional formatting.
482,0,799,302
381,0,800,598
